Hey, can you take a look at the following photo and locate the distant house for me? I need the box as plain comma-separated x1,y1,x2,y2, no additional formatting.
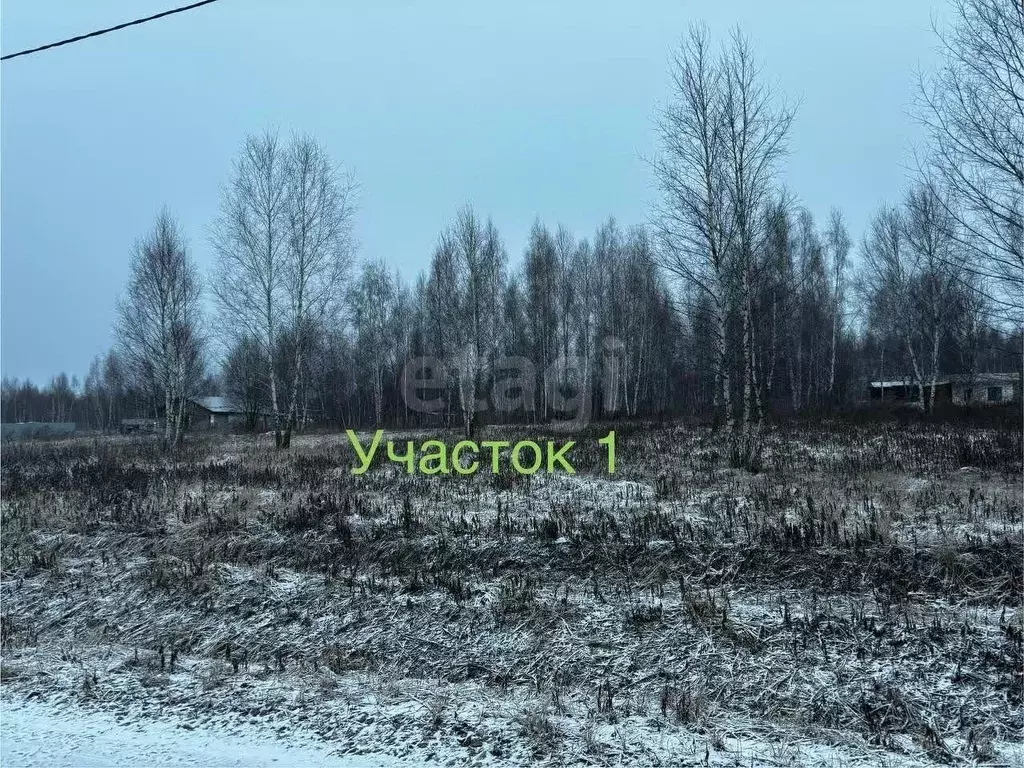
868,373,1020,406
188,396,269,431
189,396,248,430
868,379,922,404
945,373,1020,405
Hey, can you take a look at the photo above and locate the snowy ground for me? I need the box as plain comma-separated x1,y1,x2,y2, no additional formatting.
0,697,405,768
9,694,1011,768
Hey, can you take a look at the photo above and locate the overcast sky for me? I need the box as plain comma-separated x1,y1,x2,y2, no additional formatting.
2,0,946,385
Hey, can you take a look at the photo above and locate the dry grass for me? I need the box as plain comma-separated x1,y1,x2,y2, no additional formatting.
0,420,1021,765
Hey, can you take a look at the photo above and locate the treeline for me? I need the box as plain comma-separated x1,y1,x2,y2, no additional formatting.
2,1,1020,451
3,199,1017,433
0,364,215,430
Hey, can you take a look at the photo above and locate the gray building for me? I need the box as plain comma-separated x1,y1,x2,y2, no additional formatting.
189,396,248,429
868,372,1020,406
945,373,1019,405
188,396,268,431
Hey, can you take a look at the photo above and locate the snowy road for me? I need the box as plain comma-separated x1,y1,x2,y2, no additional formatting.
1,700,411,768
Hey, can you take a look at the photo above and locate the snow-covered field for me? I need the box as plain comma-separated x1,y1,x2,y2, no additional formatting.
1,697,401,767
1,421,1021,766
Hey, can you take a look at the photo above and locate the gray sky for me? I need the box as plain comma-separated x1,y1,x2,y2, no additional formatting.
2,0,945,385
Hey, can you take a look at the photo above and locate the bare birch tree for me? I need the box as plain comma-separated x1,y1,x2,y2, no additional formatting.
572,238,598,411
652,24,792,460
650,25,735,430
116,209,204,449
903,181,962,410
861,205,928,409
825,208,851,399
211,131,290,446
525,221,559,420
480,217,509,410
350,258,397,426
720,27,794,444
917,0,1023,313
425,232,466,429
212,131,355,447
554,224,578,393
280,134,357,446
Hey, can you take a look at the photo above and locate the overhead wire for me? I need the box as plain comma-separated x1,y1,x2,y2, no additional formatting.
2,0,224,61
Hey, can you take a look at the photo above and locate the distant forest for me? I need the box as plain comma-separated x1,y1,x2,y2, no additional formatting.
3,1,1021,453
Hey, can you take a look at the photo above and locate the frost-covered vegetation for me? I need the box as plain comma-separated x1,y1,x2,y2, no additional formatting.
1,419,1021,766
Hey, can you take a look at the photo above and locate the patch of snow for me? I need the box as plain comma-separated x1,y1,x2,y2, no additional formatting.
0,699,409,768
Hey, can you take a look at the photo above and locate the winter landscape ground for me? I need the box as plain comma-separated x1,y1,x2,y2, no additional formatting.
1,417,1021,767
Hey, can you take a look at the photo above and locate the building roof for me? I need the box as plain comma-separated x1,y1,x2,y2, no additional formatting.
944,373,1020,385
190,396,245,414
870,372,1019,388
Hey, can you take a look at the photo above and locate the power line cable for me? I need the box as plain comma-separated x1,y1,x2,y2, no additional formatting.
1,0,224,62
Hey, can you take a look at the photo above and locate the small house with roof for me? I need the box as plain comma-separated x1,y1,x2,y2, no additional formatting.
188,396,260,430
868,372,1020,407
